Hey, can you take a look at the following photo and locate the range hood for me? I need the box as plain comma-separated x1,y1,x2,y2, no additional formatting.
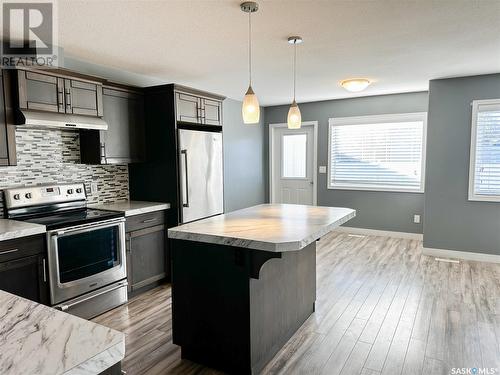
16,109,108,131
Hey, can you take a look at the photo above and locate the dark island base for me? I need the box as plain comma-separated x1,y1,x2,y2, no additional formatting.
99,362,121,375
171,239,316,375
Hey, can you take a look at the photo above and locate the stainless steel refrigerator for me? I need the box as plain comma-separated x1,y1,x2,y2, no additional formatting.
178,128,224,223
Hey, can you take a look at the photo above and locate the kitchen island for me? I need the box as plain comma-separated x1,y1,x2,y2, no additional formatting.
168,204,355,374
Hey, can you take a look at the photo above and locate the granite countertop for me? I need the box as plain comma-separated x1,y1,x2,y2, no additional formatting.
89,200,170,217
0,219,46,241
0,290,125,375
168,204,356,252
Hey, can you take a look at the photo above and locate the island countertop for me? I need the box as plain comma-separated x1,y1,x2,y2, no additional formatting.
168,204,356,252
0,290,125,375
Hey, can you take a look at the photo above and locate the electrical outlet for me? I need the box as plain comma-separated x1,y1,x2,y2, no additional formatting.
413,214,421,224
319,166,327,174
90,182,98,194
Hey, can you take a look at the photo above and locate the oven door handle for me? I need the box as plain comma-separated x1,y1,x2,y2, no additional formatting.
58,280,128,311
50,217,126,237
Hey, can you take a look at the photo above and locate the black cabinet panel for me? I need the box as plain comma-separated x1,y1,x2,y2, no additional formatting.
0,72,8,162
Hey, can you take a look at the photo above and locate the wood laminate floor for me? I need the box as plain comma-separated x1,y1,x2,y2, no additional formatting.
92,232,500,375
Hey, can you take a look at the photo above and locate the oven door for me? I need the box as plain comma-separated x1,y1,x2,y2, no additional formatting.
47,218,126,305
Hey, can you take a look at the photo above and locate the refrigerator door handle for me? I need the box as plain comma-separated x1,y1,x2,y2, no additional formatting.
181,149,189,208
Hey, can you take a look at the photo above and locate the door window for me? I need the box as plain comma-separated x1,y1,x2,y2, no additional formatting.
282,133,307,178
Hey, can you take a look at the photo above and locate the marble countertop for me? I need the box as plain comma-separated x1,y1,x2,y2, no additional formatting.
0,290,125,375
0,219,46,241
168,204,356,252
90,200,170,217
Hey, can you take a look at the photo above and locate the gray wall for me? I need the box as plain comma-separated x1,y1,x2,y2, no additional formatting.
223,99,267,212
264,92,429,233
424,74,500,255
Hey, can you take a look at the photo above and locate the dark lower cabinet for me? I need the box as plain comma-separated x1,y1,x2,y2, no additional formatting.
125,211,168,293
80,85,145,164
0,235,49,304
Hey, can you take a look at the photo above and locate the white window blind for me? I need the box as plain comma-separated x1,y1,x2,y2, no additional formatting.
328,113,427,192
469,99,500,201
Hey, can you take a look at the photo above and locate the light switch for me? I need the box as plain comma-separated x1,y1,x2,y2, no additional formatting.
413,214,421,224
319,166,327,174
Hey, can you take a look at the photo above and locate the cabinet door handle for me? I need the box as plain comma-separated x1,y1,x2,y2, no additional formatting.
141,218,157,224
0,248,18,256
100,142,107,163
42,258,47,282
181,149,189,208
57,91,64,111
65,90,72,111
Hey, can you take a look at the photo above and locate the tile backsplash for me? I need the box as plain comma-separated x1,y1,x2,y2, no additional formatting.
0,127,129,217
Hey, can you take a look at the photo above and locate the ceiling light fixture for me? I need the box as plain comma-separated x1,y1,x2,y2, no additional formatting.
340,78,371,93
287,36,302,129
241,1,260,124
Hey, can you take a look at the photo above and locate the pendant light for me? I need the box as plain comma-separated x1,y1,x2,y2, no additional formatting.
241,2,260,124
287,36,302,129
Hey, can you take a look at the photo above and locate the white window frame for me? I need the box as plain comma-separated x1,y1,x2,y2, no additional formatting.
468,99,500,202
327,112,428,193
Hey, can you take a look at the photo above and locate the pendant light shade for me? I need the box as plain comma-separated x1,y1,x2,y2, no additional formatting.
242,85,260,124
241,2,260,124
287,100,301,129
287,36,302,129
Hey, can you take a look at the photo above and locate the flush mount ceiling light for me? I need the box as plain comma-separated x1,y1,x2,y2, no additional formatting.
340,78,371,93
241,1,260,124
287,36,302,129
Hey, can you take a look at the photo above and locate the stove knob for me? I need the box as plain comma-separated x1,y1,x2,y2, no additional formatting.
13,194,20,200
76,188,83,194
67,189,74,194
25,193,32,199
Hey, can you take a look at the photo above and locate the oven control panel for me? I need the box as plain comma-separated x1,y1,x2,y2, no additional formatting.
4,183,87,209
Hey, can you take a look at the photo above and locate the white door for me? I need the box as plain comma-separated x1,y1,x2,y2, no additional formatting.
271,122,317,205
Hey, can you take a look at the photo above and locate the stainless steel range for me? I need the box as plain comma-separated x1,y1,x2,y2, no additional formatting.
4,183,128,319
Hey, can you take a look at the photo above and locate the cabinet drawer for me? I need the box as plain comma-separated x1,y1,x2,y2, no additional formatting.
125,211,165,232
0,234,45,263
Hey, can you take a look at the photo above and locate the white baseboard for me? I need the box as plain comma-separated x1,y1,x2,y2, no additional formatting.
335,226,423,240
423,247,500,264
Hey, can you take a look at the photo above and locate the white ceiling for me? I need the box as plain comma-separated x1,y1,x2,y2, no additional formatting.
58,0,500,106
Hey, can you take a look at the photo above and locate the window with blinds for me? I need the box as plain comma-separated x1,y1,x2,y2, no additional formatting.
328,113,427,192
469,99,500,202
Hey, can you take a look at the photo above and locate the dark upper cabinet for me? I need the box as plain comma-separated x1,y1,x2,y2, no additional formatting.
202,98,223,126
17,70,65,113
64,78,103,117
175,90,223,126
0,70,16,166
176,92,201,124
0,72,9,163
16,69,103,117
80,85,145,164
0,235,49,305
